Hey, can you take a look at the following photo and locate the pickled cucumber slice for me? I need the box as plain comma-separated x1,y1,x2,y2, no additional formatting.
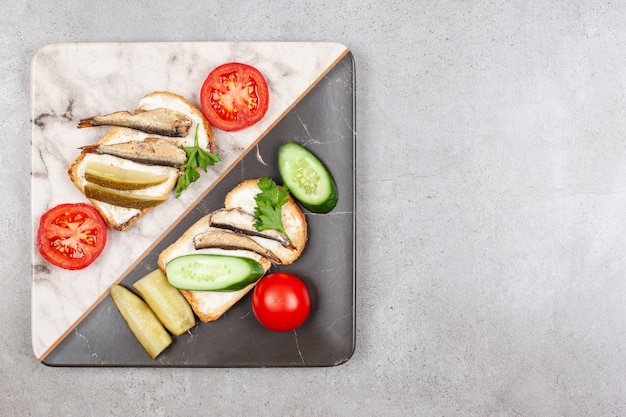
84,161,170,190
84,182,168,209
278,141,338,213
166,254,265,291
133,269,196,336
110,284,172,360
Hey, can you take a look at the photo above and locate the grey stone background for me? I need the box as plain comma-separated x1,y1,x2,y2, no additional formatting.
4,1,626,416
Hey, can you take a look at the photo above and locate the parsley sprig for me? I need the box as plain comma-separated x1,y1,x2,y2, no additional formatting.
176,125,221,197
253,176,291,242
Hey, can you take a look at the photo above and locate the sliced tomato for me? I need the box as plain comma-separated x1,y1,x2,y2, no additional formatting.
36,203,107,270
200,62,269,132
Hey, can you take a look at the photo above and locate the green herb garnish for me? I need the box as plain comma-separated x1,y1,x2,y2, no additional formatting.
176,125,221,197
253,176,291,242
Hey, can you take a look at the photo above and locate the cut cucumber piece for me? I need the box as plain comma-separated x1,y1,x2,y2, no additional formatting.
84,161,170,190
278,141,338,213
165,254,265,291
84,182,168,209
133,269,196,336
109,284,172,360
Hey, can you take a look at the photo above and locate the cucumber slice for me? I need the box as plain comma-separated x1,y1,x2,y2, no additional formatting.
278,141,338,213
133,269,196,336
109,284,172,360
84,161,169,190
165,254,265,291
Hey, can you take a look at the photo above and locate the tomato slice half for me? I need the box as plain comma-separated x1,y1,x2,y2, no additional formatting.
36,203,108,270
200,62,270,132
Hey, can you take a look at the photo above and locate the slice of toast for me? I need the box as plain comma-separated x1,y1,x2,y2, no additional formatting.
158,178,308,322
69,92,214,231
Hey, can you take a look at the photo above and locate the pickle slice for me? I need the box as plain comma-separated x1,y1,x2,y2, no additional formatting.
84,161,170,190
110,284,172,360
84,182,168,209
133,269,196,336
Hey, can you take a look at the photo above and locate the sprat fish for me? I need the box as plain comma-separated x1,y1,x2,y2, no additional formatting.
78,108,193,138
81,137,187,168
209,208,293,248
193,229,282,264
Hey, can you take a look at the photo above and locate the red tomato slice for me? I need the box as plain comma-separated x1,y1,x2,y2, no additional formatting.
200,62,270,132
36,203,108,270
252,272,311,332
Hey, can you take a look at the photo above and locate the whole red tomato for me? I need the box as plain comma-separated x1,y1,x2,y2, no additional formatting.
252,272,311,332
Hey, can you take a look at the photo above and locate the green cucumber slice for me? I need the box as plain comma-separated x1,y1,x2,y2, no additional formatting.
165,254,265,291
278,141,338,213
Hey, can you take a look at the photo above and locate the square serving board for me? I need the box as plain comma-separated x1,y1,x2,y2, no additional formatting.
30,42,355,366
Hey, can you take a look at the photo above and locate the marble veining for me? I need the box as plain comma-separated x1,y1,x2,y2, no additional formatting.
30,41,349,360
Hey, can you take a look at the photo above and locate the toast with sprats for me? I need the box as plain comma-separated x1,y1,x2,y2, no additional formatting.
157,178,308,322
68,91,214,231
